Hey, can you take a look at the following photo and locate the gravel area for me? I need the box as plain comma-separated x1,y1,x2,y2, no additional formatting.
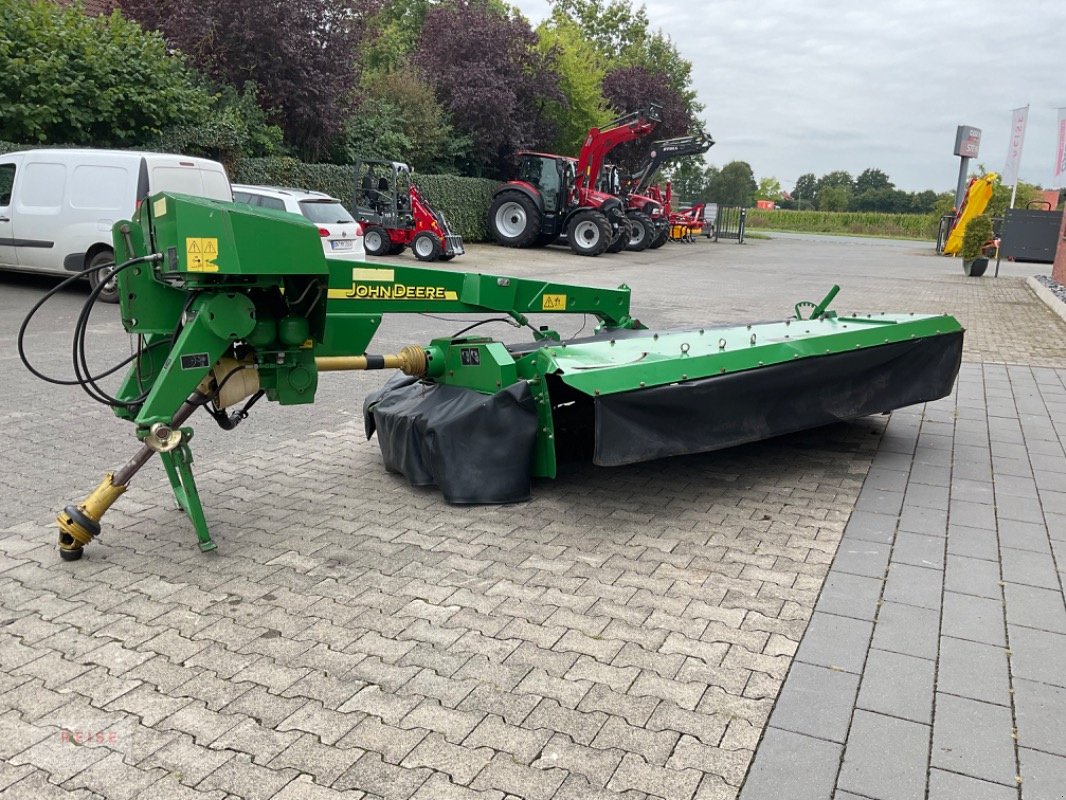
1035,273,1066,304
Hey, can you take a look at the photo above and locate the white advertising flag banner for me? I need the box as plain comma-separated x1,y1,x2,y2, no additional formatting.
1003,106,1029,186
1055,108,1066,185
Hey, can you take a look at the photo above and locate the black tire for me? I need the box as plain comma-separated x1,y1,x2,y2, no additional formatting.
364,226,390,256
567,210,612,256
964,257,988,277
412,231,442,262
532,232,558,247
87,249,119,304
648,226,669,249
625,212,654,252
606,220,629,253
387,242,405,256
488,191,541,248
439,254,456,261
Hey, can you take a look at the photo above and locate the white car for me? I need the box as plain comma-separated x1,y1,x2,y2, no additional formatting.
231,184,365,260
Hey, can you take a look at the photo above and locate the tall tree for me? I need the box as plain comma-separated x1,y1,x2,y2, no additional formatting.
0,1,212,147
550,0,700,120
815,171,853,211
710,161,757,207
757,177,782,201
601,65,693,172
793,173,817,207
414,0,562,176
855,167,892,194
119,0,371,159
536,18,612,155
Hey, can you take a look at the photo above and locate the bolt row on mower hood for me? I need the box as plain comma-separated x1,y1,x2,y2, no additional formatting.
50,193,963,556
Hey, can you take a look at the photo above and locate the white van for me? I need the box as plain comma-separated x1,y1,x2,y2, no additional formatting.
0,149,231,302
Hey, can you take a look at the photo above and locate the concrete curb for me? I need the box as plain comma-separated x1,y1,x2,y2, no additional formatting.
1025,275,1066,325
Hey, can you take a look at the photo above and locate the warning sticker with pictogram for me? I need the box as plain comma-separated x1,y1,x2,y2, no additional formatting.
185,238,220,272
541,293,567,311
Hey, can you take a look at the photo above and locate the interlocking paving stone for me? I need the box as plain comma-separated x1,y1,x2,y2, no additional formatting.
6,245,1066,800
937,636,1012,707
940,591,1007,647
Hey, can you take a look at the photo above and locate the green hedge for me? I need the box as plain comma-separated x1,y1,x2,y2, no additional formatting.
234,157,499,242
0,143,499,242
746,209,938,240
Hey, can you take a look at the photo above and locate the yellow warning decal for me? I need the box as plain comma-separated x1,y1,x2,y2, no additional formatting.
327,283,458,301
186,237,219,272
542,293,567,311
153,197,167,218
352,267,394,282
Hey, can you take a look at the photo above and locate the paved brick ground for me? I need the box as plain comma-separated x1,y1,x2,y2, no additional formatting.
1,234,1064,799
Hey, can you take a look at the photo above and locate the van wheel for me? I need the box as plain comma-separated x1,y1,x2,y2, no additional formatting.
87,250,119,304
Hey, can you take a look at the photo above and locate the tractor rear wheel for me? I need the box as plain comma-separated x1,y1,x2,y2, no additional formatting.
648,226,669,249
489,192,541,248
567,210,611,256
606,220,629,253
364,226,390,256
625,212,654,252
412,231,442,262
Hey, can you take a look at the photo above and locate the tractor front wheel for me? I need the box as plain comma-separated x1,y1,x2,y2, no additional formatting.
567,210,612,256
364,226,391,256
489,192,541,248
625,212,654,252
648,226,669,249
412,231,442,262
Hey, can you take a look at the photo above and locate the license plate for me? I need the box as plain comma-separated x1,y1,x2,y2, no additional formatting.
330,240,353,251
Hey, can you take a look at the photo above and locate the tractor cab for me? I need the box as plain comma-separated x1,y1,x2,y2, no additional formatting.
352,158,464,261
514,153,573,213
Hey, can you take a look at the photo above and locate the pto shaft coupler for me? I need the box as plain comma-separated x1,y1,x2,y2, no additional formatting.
315,345,438,377
56,391,207,561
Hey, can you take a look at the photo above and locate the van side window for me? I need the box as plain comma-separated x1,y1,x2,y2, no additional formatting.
0,164,15,206
19,162,66,210
71,165,127,210
259,197,286,212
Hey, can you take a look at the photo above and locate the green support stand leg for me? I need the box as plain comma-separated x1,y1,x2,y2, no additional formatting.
159,437,217,552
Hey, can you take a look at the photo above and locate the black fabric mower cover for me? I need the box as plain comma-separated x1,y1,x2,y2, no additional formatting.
593,331,964,466
363,374,538,504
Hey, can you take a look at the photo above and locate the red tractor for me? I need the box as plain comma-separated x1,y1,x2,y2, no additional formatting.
624,131,714,249
487,105,662,256
352,160,464,262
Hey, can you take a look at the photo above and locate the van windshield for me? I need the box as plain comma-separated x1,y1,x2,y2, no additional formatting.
299,200,355,224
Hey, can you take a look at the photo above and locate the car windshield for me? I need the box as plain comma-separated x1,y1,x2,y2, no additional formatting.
299,199,355,224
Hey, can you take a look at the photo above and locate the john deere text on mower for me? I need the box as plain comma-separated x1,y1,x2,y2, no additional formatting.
23,193,964,559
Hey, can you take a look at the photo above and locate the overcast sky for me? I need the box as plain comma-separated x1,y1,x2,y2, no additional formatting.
512,0,1066,193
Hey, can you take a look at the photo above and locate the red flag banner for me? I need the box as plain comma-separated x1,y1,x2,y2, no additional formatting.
1055,108,1066,185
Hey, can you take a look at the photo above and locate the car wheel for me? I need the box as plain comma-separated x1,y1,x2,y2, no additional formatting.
363,226,390,256
412,232,442,262
87,249,119,304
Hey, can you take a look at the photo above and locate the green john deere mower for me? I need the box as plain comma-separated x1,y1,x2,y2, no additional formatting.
21,193,964,559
